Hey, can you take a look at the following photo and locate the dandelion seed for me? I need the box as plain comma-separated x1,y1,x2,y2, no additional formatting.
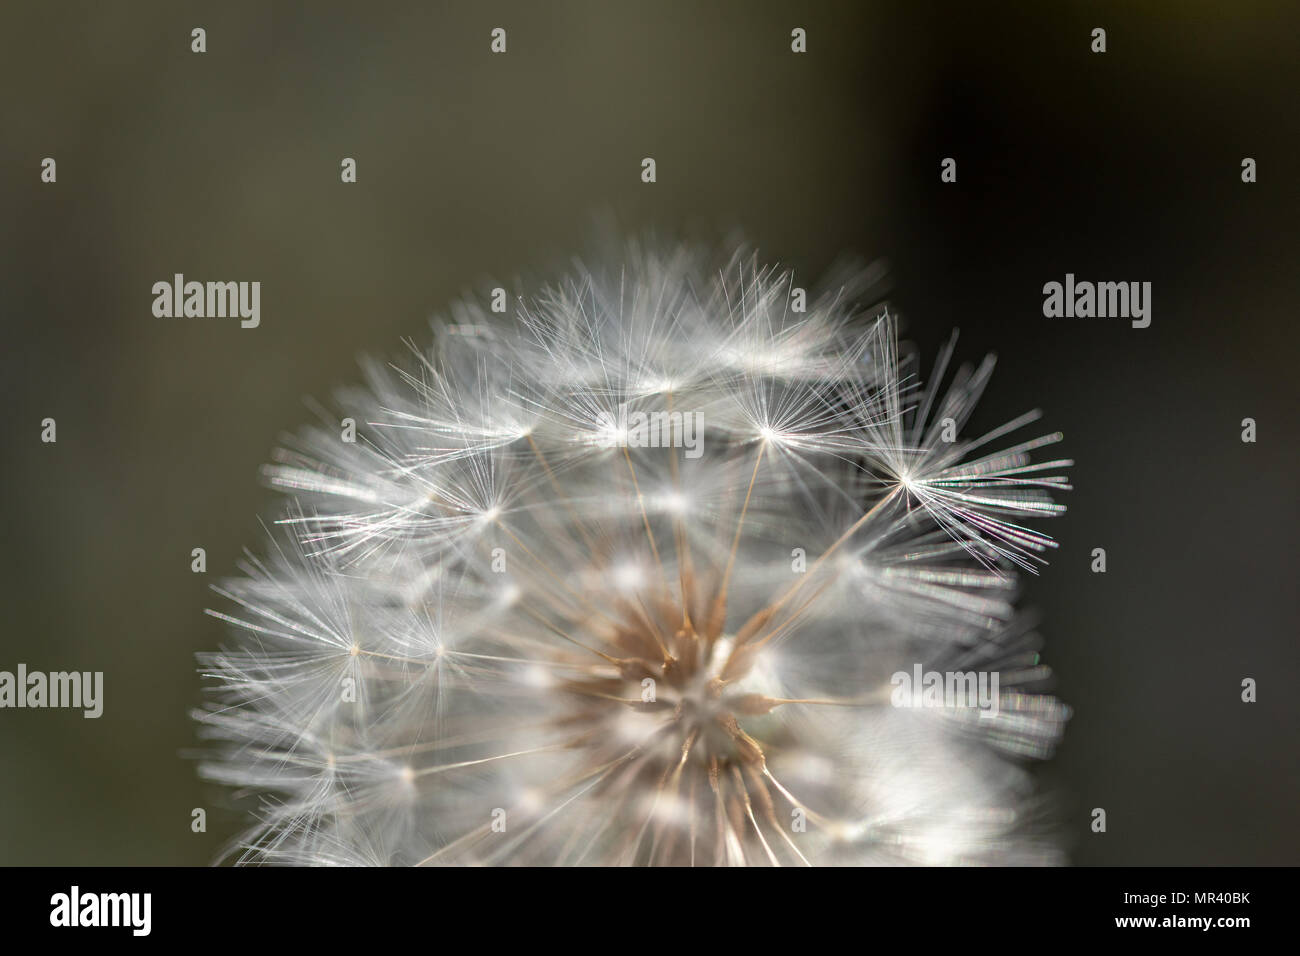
196,242,1071,866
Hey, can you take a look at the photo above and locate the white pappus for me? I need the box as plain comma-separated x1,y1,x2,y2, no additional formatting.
195,241,1073,866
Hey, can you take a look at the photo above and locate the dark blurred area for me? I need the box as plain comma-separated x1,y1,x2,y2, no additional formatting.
1,1,1296,864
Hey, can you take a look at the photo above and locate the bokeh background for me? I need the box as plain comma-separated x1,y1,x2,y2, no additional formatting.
2,1,1296,864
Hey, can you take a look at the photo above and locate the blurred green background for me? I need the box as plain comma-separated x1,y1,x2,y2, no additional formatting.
1,1,1296,864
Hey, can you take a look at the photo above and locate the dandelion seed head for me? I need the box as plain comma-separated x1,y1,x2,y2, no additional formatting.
196,241,1072,866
